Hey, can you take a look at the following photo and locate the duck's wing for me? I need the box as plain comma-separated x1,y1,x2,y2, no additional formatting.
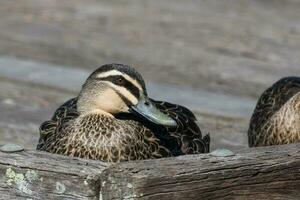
37,97,79,150
248,77,300,147
150,99,210,155
265,77,300,112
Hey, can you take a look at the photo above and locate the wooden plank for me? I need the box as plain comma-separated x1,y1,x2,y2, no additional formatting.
0,150,109,200
101,143,300,200
1,144,299,200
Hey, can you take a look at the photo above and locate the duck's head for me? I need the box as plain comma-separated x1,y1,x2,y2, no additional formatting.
77,63,176,127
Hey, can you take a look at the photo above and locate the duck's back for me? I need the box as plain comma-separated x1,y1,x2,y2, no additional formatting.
248,77,300,147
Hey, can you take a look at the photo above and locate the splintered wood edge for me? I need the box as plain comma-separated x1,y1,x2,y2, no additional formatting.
0,144,299,200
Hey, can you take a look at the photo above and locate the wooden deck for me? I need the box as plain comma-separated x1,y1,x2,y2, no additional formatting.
1,0,300,151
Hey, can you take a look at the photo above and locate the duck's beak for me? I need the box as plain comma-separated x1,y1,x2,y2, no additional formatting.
130,94,177,127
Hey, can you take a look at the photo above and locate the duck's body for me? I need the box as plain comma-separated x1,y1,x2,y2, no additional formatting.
248,77,300,147
37,64,210,162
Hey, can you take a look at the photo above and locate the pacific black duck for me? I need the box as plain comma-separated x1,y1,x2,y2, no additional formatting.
248,76,300,147
37,64,210,162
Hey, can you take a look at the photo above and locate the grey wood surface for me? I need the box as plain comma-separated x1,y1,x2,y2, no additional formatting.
0,143,299,200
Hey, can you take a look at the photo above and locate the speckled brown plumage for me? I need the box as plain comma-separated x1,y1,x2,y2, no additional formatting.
37,64,210,162
248,77,300,147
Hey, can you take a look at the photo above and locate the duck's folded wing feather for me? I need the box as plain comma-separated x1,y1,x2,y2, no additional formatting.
37,98,79,150
150,99,210,154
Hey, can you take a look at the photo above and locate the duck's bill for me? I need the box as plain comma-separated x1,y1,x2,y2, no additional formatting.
130,95,177,127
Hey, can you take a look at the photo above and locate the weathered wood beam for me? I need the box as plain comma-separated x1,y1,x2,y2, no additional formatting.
0,143,299,200
101,143,300,200
0,150,109,199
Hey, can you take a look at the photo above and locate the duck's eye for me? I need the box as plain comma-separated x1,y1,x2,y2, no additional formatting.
116,78,125,85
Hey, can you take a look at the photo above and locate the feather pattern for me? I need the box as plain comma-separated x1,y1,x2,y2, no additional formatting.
248,76,300,147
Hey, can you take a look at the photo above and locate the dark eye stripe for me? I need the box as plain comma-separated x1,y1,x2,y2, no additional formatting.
98,75,140,99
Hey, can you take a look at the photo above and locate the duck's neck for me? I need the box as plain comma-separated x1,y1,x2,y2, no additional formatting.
77,97,114,118
84,109,115,118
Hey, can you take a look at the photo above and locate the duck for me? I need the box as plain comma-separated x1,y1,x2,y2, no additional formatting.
248,76,300,147
37,63,210,162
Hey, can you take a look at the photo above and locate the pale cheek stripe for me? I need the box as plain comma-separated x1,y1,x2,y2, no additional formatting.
105,82,138,105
